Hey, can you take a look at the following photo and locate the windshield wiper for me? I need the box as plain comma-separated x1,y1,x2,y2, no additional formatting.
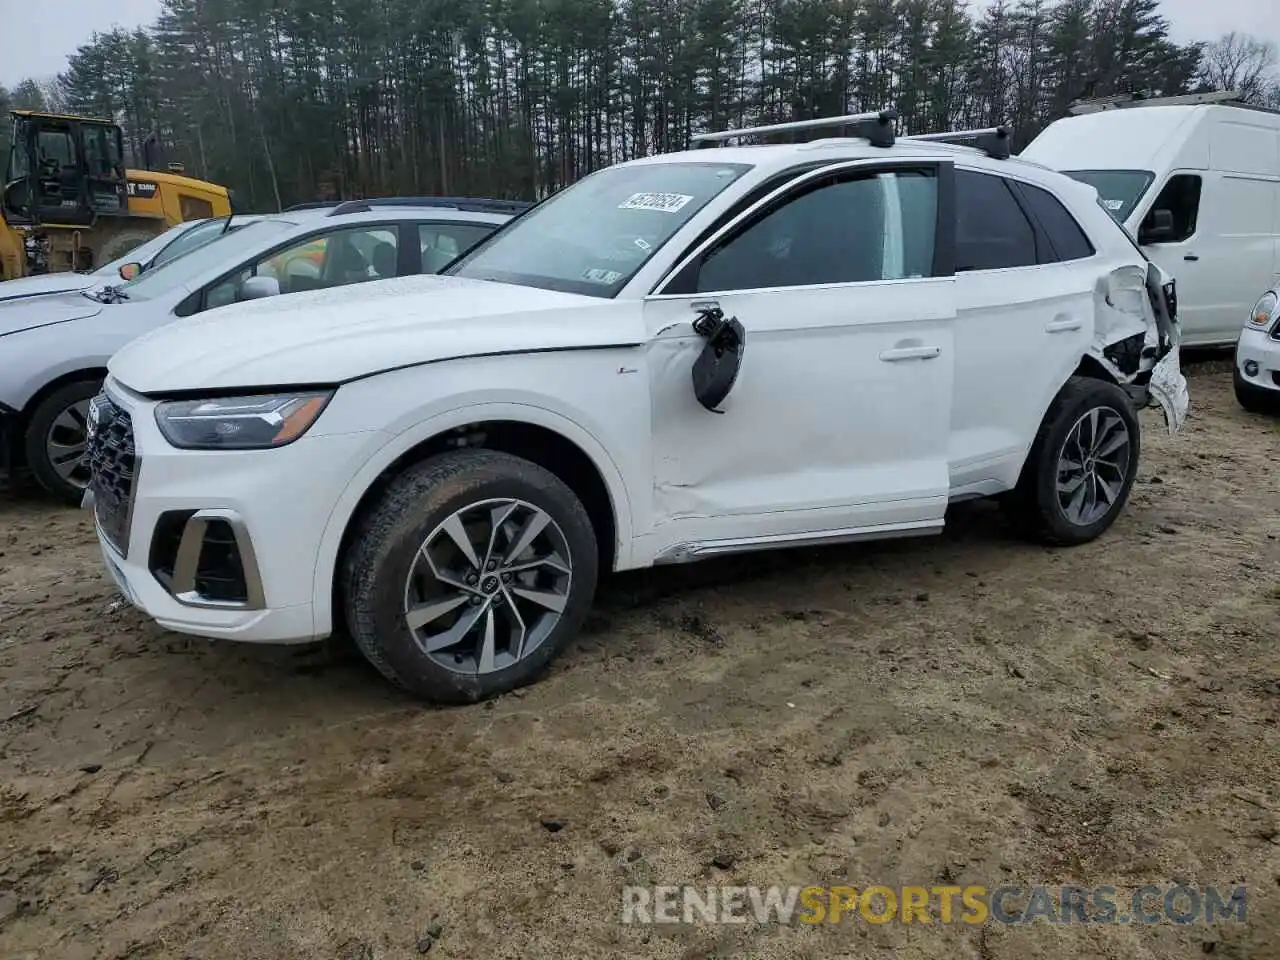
94,285,131,304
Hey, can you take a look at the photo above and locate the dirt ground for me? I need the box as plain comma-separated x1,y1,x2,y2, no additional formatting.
1,358,1278,960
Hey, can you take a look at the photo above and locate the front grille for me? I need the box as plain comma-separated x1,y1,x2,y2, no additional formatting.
86,394,138,555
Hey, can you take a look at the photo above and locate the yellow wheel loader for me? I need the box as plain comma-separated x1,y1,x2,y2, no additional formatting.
0,110,232,281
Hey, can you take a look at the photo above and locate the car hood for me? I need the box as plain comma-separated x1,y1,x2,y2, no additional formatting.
0,290,104,337
0,272,98,304
109,274,645,393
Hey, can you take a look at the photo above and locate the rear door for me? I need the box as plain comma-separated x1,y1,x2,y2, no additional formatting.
642,160,957,550
948,168,1098,494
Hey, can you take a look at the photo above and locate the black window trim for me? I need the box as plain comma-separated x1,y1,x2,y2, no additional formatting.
653,158,956,297
177,219,407,316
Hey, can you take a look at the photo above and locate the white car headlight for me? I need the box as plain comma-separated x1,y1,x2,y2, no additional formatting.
1249,291,1277,330
154,391,333,450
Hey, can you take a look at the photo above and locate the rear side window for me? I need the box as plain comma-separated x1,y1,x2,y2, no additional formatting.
954,170,1035,271
419,222,496,273
1014,182,1096,262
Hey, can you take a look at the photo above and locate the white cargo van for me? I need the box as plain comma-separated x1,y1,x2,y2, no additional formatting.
1021,91,1280,347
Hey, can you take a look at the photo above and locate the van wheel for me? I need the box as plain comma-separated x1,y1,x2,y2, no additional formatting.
24,380,102,505
1233,367,1279,413
1003,376,1141,546
341,450,598,704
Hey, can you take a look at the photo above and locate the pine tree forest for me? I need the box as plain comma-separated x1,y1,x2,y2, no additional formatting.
2,0,1276,211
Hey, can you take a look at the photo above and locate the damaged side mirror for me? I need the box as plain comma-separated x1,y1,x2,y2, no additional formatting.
691,305,746,413
1139,208,1176,244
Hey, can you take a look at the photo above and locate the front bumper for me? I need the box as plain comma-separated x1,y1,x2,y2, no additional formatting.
85,382,374,644
1235,326,1280,394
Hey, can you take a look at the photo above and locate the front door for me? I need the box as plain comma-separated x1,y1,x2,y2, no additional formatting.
642,161,956,556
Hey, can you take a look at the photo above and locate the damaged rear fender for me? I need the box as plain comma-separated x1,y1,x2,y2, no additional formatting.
1086,262,1189,435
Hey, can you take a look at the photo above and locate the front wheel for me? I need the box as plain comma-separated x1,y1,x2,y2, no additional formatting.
1003,376,1141,546
341,450,599,704
24,380,102,505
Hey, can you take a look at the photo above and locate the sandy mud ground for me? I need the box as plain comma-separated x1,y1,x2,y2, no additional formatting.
1,358,1278,960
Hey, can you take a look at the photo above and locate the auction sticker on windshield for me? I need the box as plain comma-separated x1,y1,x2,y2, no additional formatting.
619,193,694,213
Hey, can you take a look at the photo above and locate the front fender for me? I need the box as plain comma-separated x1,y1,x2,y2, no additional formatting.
0,321,114,411
307,399,639,638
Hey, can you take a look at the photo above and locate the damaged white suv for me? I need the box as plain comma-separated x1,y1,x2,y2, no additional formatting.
85,113,1188,704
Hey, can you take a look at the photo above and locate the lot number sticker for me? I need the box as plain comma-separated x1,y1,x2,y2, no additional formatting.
619,192,694,213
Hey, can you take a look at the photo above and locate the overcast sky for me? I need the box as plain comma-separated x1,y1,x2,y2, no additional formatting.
2,0,1277,88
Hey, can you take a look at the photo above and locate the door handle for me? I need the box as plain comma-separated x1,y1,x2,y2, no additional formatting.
1183,254,1199,261
1045,316,1082,333
879,345,941,362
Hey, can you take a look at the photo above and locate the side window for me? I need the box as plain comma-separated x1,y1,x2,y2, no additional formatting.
36,130,75,168
180,195,215,221
203,225,400,311
1141,174,1201,243
692,169,938,292
1015,182,1096,262
420,223,495,273
955,170,1036,271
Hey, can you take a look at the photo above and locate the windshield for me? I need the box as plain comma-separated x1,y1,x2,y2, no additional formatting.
111,219,294,300
446,161,753,296
1063,169,1154,224
94,221,203,277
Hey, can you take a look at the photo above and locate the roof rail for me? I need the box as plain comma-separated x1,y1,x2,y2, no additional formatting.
1067,90,1280,115
327,199,371,216
691,109,899,149
290,196,533,216
904,125,1012,160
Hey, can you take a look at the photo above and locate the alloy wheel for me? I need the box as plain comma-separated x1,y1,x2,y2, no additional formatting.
1056,406,1132,526
45,399,92,490
403,498,573,675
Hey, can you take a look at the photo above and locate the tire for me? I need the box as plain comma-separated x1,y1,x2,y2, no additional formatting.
24,379,102,505
341,450,599,704
95,229,160,268
1002,375,1141,546
1233,366,1279,414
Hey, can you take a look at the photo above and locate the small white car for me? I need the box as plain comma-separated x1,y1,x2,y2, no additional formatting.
1234,288,1280,412
1,201,512,503
0,216,254,303
86,114,1189,704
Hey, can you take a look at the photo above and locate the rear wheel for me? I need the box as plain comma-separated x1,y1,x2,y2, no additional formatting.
341,450,599,704
1233,366,1279,414
24,380,101,505
1003,376,1141,546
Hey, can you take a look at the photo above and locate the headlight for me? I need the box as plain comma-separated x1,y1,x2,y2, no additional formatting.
1249,291,1277,329
154,391,333,450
